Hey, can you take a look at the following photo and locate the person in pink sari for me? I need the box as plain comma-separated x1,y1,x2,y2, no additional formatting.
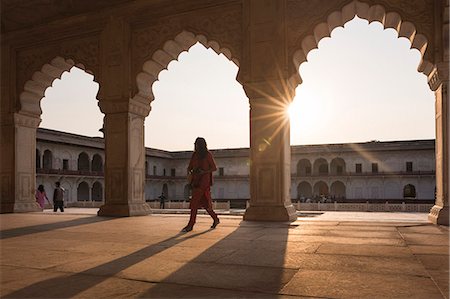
35,184,50,209
182,137,220,232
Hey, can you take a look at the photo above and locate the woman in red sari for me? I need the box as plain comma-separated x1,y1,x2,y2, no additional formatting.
182,137,220,232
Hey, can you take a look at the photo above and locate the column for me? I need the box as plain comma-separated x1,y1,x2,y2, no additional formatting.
1,113,42,212
240,0,297,221
97,17,151,216
428,66,449,225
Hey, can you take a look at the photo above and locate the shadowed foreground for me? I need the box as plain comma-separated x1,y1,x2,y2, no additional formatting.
0,210,448,298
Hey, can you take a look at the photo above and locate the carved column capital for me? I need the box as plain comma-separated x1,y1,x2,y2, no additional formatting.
14,112,41,128
428,62,449,91
98,97,151,118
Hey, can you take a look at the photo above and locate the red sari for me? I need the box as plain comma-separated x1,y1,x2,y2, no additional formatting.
188,151,217,210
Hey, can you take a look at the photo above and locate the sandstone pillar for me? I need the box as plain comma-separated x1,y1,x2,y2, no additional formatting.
1,40,41,213
428,65,449,225
97,17,151,216
241,0,297,221
428,0,449,226
1,113,42,213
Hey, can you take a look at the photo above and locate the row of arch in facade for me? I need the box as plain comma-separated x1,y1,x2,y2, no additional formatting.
296,181,419,199
36,149,103,172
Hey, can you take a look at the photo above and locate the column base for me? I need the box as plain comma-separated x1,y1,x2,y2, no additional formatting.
428,205,449,226
244,204,297,222
97,202,152,217
12,202,42,213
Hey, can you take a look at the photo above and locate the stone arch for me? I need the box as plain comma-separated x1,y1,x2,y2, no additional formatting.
330,158,346,175
313,158,329,175
297,181,313,199
296,159,312,176
289,0,436,88
91,154,103,172
19,56,97,116
43,150,53,170
77,181,90,201
77,152,90,172
330,181,346,198
134,30,240,104
313,181,329,197
92,181,103,201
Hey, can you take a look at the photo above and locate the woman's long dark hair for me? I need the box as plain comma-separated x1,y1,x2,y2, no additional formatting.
195,137,208,159
38,184,45,192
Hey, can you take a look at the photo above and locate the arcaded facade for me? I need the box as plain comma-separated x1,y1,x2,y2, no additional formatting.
1,0,448,224
36,128,436,206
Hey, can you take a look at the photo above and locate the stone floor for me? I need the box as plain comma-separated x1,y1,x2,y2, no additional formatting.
0,209,449,298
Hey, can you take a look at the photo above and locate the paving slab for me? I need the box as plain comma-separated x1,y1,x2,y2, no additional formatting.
316,243,414,257
281,269,444,299
1,211,448,299
409,245,450,255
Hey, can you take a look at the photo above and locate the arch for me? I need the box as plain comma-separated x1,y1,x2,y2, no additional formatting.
43,150,53,170
403,184,416,199
313,158,328,175
78,152,90,172
330,181,346,198
296,159,312,176
313,181,329,197
92,181,103,201
91,154,103,172
289,0,436,88
297,181,313,199
19,57,96,116
330,158,346,175
134,31,240,104
77,181,90,201
36,149,41,169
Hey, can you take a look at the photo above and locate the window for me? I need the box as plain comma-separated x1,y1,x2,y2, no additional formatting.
153,166,157,175
219,167,224,176
163,169,166,176
406,161,413,172
355,164,362,173
63,159,69,170
372,163,378,173
171,168,176,177
336,165,343,174
403,184,416,198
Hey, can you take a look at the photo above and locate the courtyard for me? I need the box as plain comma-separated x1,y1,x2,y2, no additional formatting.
1,210,448,298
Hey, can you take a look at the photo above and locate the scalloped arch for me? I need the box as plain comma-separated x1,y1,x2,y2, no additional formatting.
289,0,436,88
19,56,96,116
133,30,240,104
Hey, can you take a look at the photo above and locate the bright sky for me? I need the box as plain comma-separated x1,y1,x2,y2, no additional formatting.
40,17,435,151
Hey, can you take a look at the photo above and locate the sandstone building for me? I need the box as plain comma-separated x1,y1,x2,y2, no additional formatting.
36,128,436,207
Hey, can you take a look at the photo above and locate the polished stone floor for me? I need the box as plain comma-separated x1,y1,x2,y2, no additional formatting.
1,210,448,298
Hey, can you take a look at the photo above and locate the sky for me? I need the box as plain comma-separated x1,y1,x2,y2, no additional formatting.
40,17,435,151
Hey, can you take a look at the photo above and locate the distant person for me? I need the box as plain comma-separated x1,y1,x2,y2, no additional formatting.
35,184,50,209
158,192,166,209
53,181,65,212
182,137,220,232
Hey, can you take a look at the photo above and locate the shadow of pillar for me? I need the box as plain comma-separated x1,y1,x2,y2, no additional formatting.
138,221,294,298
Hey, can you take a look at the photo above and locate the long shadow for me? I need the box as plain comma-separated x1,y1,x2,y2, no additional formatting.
0,215,114,239
139,220,291,298
4,229,214,298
